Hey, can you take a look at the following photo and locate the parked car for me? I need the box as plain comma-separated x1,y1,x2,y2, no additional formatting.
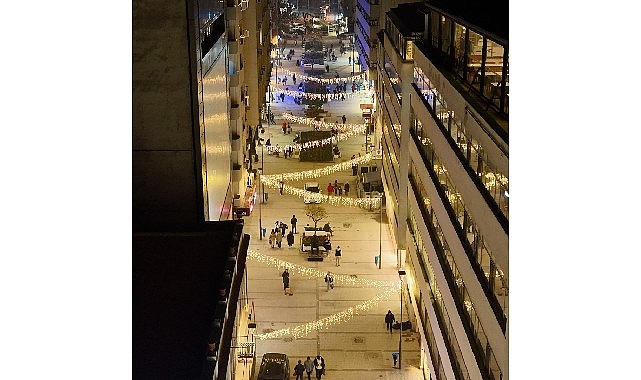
304,182,322,204
257,353,290,380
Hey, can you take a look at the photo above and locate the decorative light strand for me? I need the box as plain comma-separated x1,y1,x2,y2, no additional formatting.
255,288,398,340
274,88,372,101
247,250,399,340
282,69,367,85
265,127,364,155
281,113,367,133
247,250,397,289
260,153,381,208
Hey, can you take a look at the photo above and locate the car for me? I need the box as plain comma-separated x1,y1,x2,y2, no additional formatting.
257,353,290,380
304,182,321,204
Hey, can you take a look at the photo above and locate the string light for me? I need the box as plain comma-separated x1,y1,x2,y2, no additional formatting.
273,88,372,101
281,113,367,134
265,127,364,155
260,154,381,208
281,69,367,85
247,250,400,340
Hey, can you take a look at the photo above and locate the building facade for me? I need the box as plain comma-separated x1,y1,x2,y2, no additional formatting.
375,2,508,379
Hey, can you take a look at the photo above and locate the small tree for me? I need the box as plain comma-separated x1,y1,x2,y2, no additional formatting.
304,204,327,235
305,203,328,255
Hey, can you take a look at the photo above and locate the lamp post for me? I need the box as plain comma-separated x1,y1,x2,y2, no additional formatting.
378,193,383,269
398,270,406,369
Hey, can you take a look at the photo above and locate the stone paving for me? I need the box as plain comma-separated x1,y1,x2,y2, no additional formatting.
237,33,426,380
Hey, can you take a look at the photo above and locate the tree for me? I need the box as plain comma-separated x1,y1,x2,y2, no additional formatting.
304,204,327,235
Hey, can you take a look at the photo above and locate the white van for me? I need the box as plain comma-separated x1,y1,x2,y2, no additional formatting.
304,182,322,204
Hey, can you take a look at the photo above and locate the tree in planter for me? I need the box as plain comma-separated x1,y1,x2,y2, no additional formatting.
304,204,328,255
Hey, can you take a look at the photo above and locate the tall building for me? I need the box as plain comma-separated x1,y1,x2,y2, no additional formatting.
374,1,508,379
133,0,269,376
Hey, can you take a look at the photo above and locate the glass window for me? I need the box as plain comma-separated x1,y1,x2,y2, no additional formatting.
483,39,504,99
440,17,452,56
430,12,440,49
466,30,483,89
453,23,467,78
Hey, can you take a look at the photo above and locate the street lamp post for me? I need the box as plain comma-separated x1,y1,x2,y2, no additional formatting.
378,193,382,269
351,35,355,75
398,270,406,369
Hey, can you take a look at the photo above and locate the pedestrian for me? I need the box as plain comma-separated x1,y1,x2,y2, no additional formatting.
344,182,350,196
324,272,333,291
279,180,284,195
276,229,283,248
341,115,346,124
287,230,295,247
291,214,298,234
282,268,292,295
294,360,305,380
385,310,395,333
313,355,325,379
304,356,314,380
292,73,296,83
327,182,334,195
348,56,351,64
269,229,276,248
282,122,287,134
392,352,399,368
280,221,287,236
335,246,341,266
334,180,339,195
352,163,358,176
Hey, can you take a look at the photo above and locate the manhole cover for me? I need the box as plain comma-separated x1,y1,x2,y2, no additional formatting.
353,336,365,344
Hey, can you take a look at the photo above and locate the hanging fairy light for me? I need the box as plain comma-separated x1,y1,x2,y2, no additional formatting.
260,154,381,208
265,126,364,155
247,250,401,340
248,250,397,289
281,113,367,134
273,88,372,101
281,69,367,85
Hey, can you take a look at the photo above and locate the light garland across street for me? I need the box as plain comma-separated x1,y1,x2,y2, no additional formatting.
282,69,367,85
265,128,360,155
274,88,372,101
260,153,381,208
247,250,400,340
281,113,366,133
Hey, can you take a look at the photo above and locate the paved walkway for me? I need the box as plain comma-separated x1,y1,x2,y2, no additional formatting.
237,34,426,380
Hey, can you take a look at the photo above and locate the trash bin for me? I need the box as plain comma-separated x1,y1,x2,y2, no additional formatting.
374,256,379,265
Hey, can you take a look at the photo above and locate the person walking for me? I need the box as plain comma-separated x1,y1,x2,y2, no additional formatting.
385,310,395,333
324,272,333,291
327,182,334,196
304,356,314,380
344,182,350,197
287,230,295,247
313,355,325,379
269,229,276,248
291,215,298,234
282,269,292,295
333,180,339,195
341,114,346,124
294,360,305,380
335,246,341,266
276,229,283,248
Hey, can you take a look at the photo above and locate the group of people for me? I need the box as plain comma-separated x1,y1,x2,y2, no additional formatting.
269,220,294,248
293,355,326,380
326,180,350,197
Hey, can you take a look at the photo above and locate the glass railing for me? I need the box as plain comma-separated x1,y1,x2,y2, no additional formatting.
410,133,508,328
409,173,503,380
413,67,508,221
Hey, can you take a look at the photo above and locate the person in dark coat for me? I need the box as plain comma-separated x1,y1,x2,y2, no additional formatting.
291,214,298,234
313,355,325,379
385,310,395,333
287,230,295,247
294,360,305,380
282,269,292,295
344,182,350,196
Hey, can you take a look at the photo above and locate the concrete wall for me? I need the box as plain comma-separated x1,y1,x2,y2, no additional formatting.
133,0,205,225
